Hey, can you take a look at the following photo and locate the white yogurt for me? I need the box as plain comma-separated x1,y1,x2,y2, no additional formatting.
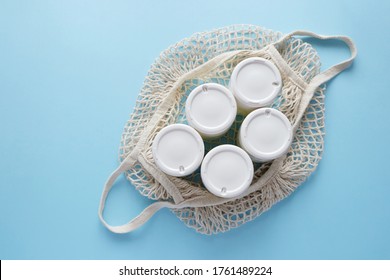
152,124,204,177
201,145,253,198
186,83,237,138
238,108,292,162
230,57,282,114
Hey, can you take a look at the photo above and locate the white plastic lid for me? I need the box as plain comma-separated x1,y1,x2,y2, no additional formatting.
152,124,205,177
239,108,292,162
201,145,253,198
186,83,237,138
230,57,282,112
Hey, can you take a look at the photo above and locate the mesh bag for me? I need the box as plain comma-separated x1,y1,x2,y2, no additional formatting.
99,25,356,234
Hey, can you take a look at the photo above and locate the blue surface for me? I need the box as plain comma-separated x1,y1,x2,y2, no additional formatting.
1,0,389,260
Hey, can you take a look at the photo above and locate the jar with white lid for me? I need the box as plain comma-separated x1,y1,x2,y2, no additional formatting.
185,83,237,138
152,124,204,177
201,144,253,198
230,57,282,114
238,108,292,162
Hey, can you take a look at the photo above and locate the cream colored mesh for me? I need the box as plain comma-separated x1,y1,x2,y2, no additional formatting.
119,25,324,234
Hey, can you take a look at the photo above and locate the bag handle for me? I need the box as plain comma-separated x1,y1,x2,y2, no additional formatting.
272,30,357,129
98,154,179,233
274,30,357,87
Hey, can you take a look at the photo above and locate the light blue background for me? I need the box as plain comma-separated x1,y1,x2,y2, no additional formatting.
1,0,389,260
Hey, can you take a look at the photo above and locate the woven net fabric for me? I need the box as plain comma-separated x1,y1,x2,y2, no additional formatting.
119,25,324,234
